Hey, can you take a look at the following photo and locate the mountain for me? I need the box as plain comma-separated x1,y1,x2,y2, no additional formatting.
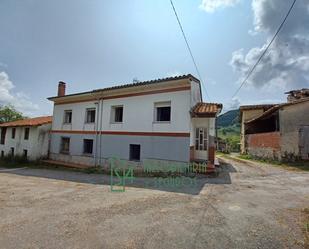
217,109,240,127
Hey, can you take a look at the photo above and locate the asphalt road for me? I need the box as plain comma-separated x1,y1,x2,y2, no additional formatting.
0,158,308,249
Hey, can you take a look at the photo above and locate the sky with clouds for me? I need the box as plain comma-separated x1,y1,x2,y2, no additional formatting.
0,0,308,116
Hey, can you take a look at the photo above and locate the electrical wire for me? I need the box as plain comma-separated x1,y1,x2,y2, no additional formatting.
231,0,297,99
170,0,211,101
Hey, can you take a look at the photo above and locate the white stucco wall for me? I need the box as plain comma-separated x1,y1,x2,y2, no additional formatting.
52,90,192,133
0,123,51,160
190,80,202,107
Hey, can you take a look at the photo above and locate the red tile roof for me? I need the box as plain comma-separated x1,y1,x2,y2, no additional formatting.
191,102,222,117
0,116,52,127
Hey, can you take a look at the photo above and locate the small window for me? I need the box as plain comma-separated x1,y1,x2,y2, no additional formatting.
64,110,72,124
24,128,30,140
1,151,4,158
12,128,16,139
111,106,123,123
60,137,70,154
85,108,96,123
10,147,14,156
130,144,140,161
23,149,28,158
155,102,171,122
83,139,93,154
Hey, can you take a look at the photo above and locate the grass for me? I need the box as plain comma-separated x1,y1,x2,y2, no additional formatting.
237,154,309,171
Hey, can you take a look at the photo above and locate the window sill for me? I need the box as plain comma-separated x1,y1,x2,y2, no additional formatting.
63,123,72,125
60,151,70,155
110,122,123,124
82,153,93,157
85,122,95,124
152,121,171,124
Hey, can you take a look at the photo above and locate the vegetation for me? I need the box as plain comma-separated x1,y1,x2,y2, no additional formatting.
0,105,25,123
217,109,240,152
238,154,309,171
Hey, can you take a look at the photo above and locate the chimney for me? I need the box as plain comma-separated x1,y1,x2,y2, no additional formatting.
58,81,66,97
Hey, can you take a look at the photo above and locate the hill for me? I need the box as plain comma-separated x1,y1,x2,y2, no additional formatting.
217,109,240,152
217,109,240,127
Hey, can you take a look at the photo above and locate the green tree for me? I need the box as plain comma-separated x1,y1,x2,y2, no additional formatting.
0,105,25,123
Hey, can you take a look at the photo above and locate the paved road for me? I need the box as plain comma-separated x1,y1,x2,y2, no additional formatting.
0,158,308,249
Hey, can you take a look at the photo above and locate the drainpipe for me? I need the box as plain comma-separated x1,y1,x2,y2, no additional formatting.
99,98,104,166
94,100,100,166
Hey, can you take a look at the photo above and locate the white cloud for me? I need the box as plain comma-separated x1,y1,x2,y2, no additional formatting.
199,0,240,12
223,97,241,112
0,71,39,116
230,0,309,92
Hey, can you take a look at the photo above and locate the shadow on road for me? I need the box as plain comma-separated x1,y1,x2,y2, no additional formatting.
0,163,236,195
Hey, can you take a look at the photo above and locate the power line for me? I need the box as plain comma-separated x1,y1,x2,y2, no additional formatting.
169,0,211,101
231,0,297,99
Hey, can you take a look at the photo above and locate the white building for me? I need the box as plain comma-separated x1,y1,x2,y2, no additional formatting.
0,116,52,161
48,75,222,168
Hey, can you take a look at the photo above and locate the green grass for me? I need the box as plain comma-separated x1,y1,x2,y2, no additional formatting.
237,154,309,171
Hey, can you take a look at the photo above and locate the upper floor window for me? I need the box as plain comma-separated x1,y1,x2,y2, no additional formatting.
60,137,70,154
11,128,16,139
111,106,123,123
85,108,95,123
154,102,171,122
0,128,6,145
63,110,72,124
24,128,30,140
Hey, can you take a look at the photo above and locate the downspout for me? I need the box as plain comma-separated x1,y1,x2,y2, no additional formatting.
94,99,100,166
99,98,104,166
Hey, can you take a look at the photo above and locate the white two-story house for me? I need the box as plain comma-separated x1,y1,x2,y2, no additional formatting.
0,116,52,160
48,75,222,167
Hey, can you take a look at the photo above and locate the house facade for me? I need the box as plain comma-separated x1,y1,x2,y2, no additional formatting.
0,116,52,160
240,90,309,161
48,75,222,168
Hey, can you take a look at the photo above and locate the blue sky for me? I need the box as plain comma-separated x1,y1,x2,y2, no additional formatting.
0,0,308,116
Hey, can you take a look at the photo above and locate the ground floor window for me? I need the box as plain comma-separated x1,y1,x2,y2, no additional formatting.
83,139,93,154
10,147,14,156
60,137,70,154
23,149,28,158
130,144,140,161
195,128,208,151
1,151,4,157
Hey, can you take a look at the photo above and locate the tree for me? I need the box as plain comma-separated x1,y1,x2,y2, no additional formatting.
0,105,25,123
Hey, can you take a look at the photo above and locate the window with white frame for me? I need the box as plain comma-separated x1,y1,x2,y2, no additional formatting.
85,108,96,123
195,128,208,151
154,101,171,122
111,106,123,123
60,137,70,154
63,110,72,124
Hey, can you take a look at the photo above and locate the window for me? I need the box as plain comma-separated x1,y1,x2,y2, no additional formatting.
12,128,16,139
24,128,30,140
0,128,6,144
85,108,96,123
60,137,70,154
83,139,93,154
64,110,72,124
130,144,140,161
10,147,14,156
1,151,4,158
155,102,171,122
195,128,208,151
23,149,28,158
111,106,123,123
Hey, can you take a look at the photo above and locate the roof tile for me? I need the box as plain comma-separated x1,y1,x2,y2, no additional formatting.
0,116,52,127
